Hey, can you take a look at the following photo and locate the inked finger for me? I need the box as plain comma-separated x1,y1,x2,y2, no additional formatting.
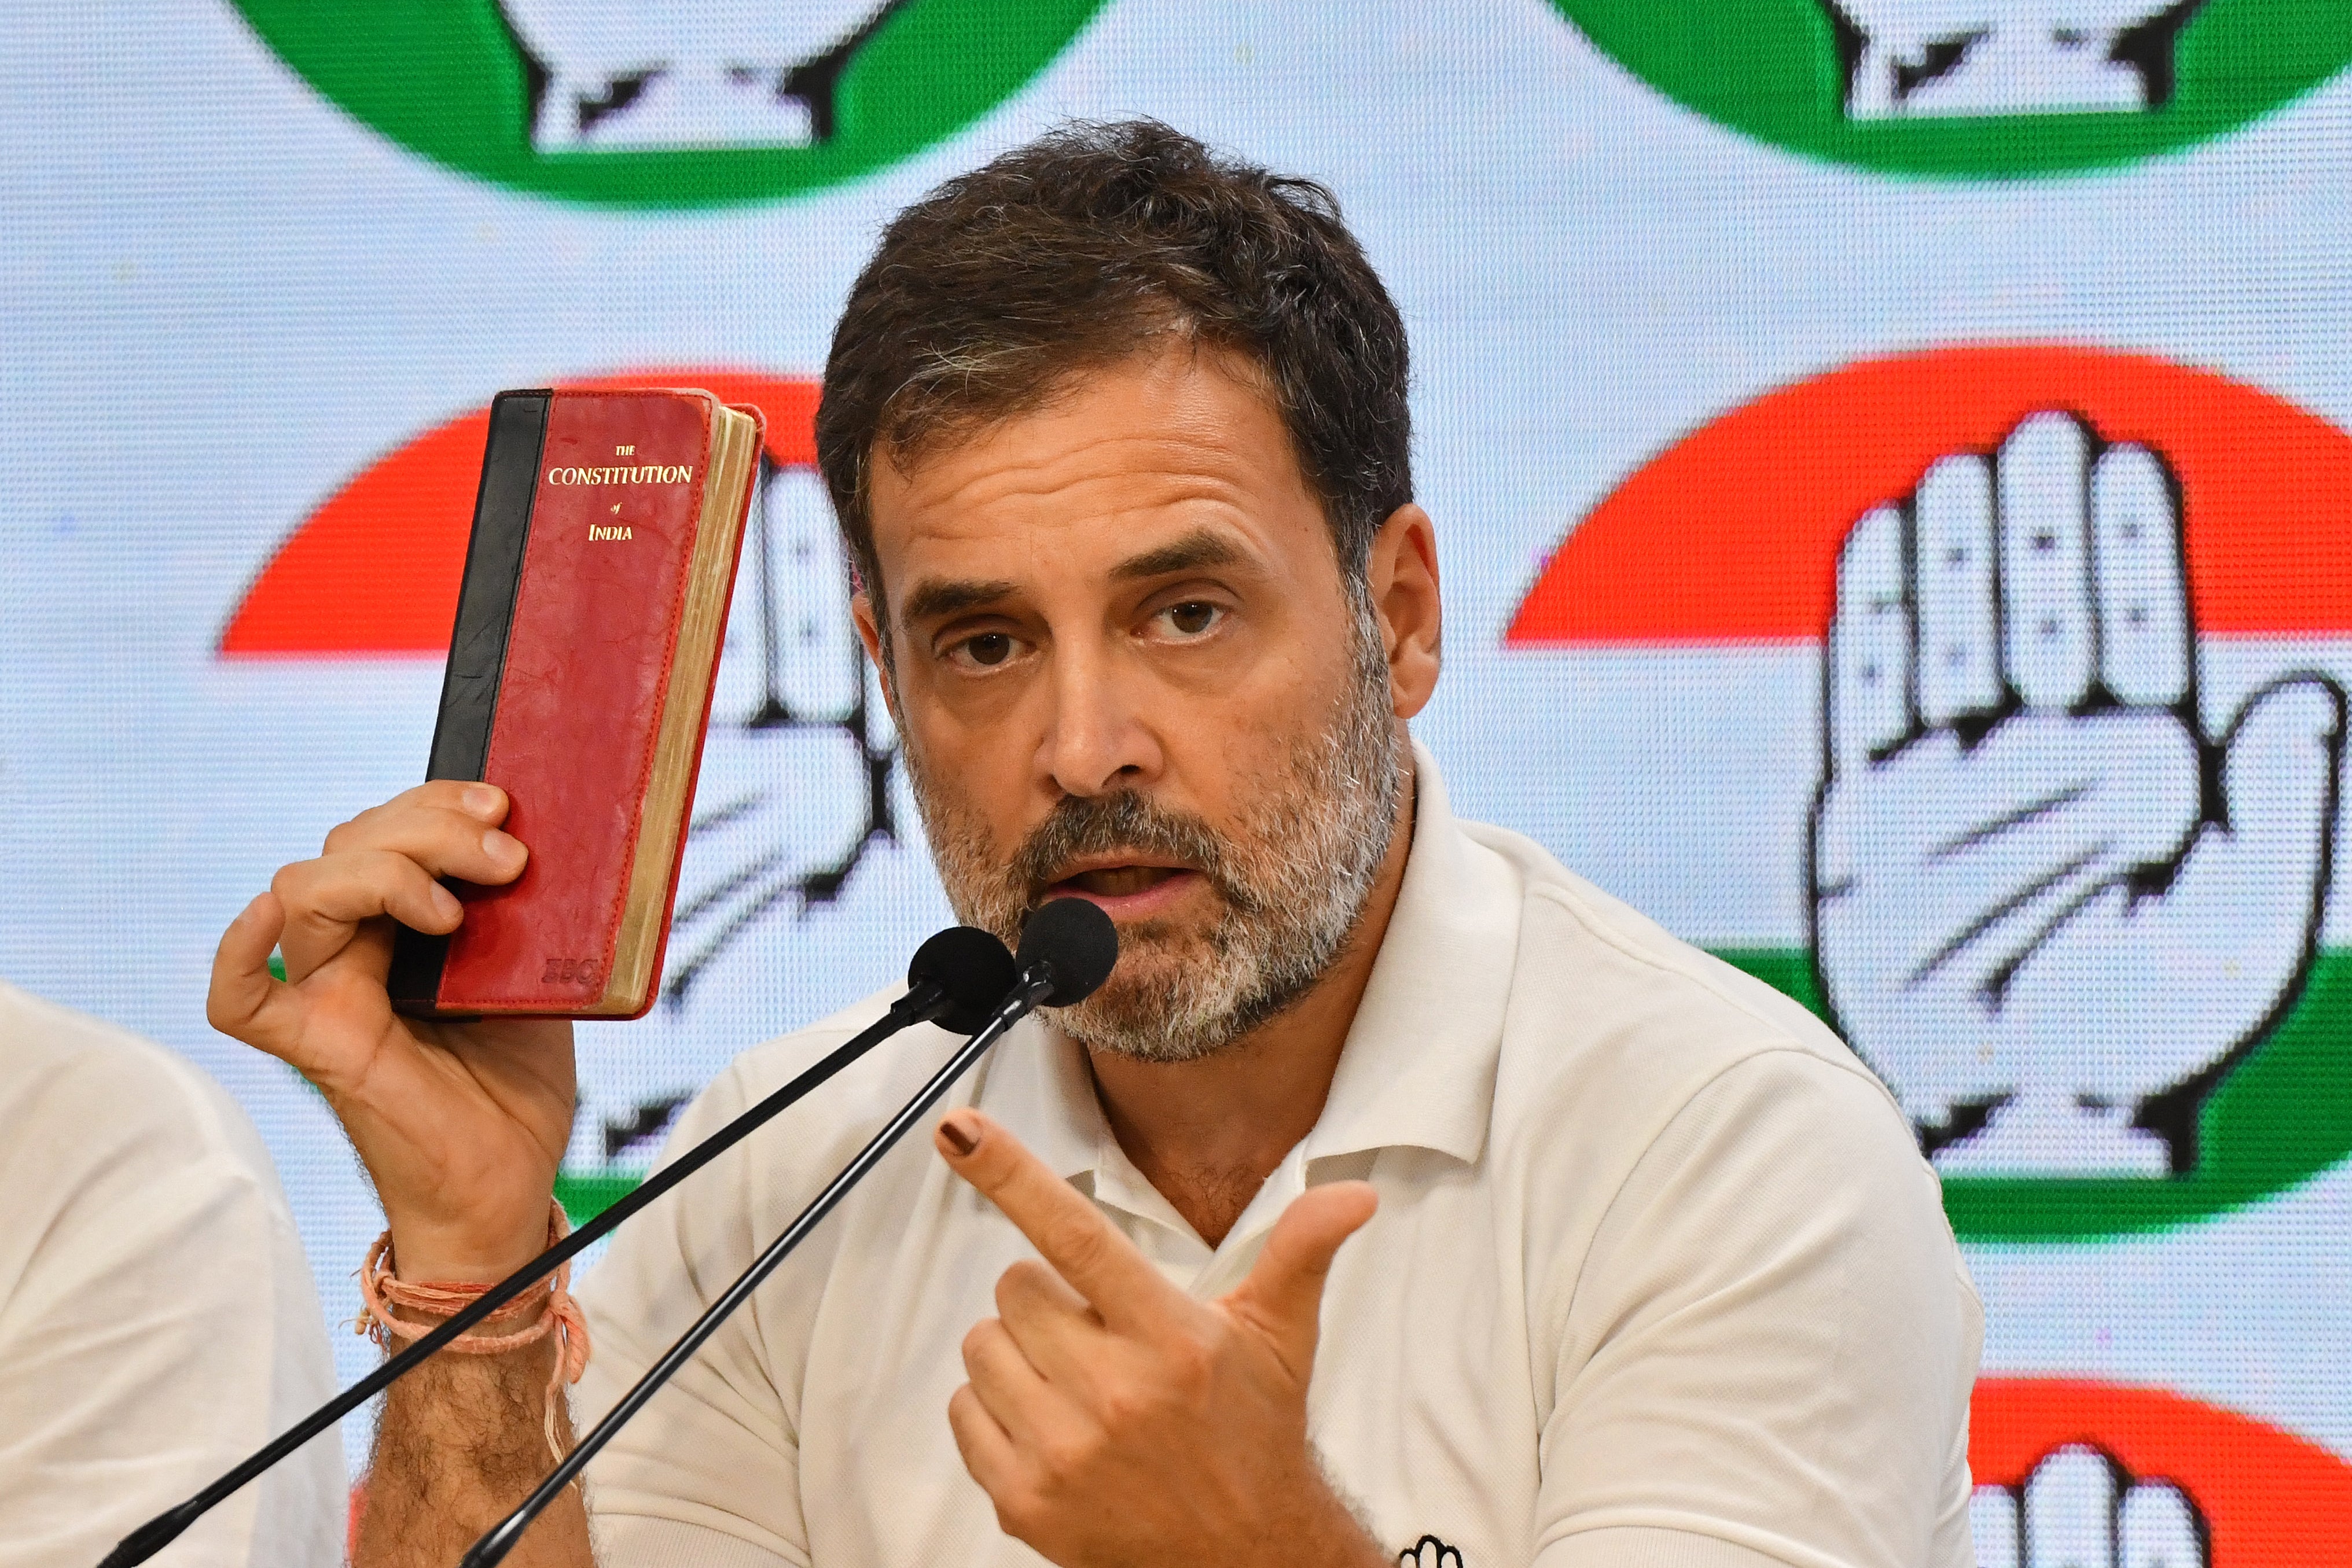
1997,413,2096,711
2090,443,2190,707
1828,502,1911,773
1914,452,2001,726
936,1109,1175,1330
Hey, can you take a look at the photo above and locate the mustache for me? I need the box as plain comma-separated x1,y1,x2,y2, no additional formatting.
1009,792,1249,910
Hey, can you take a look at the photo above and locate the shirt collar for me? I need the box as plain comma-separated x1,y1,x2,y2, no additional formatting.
971,741,1519,1181
1300,740,1517,1168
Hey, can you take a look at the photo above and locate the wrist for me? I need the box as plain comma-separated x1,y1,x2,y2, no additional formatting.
384,1205,557,1283
1289,1460,1389,1568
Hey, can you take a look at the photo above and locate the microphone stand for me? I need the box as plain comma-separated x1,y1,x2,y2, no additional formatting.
97,975,976,1568
458,969,1059,1568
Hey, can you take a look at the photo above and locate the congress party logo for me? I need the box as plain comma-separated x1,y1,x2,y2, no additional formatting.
228,0,1105,208
1508,345,2352,1241
1549,1,2352,177
1969,1378,2352,1565
225,367,902,1212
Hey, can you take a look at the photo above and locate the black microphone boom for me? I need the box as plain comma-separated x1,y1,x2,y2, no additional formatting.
460,897,1117,1567
97,925,1016,1568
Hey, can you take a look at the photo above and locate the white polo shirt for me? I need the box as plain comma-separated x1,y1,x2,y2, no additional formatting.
0,982,344,1568
574,754,1982,1568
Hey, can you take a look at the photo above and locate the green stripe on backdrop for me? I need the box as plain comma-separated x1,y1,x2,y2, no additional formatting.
400,949,2344,1242
1714,948,2352,1243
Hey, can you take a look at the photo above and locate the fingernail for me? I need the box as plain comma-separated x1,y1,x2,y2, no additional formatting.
939,1113,979,1157
431,883,463,922
483,829,524,865
460,785,504,820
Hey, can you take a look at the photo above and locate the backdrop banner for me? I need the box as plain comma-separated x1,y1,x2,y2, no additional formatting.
5,3,2350,1559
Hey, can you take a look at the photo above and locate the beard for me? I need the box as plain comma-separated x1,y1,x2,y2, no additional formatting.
902,609,1405,1063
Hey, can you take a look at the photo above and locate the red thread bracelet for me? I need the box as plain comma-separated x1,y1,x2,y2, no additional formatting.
357,1198,590,1460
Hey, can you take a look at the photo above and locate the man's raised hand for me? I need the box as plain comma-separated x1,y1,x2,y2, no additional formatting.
1810,411,2345,1175
934,1107,1387,1568
208,781,575,1281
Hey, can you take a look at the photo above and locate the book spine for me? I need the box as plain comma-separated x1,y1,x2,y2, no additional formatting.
389,390,552,1012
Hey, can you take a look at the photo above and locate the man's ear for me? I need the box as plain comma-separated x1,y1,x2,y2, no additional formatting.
1366,504,1441,720
850,590,902,723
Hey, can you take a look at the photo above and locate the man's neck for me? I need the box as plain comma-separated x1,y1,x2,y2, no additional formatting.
1085,765,1417,1248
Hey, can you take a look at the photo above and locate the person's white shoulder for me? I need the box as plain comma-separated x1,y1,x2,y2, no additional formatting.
0,980,284,1188
1465,818,1883,1084
1447,827,1982,1566
0,980,343,1568
1456,817,1922,1185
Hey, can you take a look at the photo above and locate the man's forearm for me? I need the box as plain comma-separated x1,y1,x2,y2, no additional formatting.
356,1333,591,1568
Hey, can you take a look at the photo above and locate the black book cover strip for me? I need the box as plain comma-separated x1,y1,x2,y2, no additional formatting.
388,390,550,1011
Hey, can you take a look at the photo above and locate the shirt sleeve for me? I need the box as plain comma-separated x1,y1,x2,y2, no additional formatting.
1534,1049,1982,1568
0,1034,344,1568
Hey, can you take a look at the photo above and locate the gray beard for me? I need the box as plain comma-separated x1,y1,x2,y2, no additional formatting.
903,609,1405,1064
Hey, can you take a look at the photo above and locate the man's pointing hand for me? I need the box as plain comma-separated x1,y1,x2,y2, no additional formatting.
934,1107,1388,1568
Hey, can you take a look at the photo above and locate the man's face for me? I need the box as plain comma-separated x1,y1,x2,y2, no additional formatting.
854,343,1410,1061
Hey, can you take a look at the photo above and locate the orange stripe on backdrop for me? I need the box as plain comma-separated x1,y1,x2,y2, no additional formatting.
1970,1378,2352,1564
1505,345,2352,646
218,370,821,656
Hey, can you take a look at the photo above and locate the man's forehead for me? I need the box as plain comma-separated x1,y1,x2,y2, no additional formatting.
898,528,1253,624
865,347,1328,605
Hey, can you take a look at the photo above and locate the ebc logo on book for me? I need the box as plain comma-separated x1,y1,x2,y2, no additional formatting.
222,368,909,1216
228,0,1106,208
1547,1,2352,176
1509,345,2352,1242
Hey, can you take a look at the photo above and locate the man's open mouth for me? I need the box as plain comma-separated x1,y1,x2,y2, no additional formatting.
1053,865,1193,898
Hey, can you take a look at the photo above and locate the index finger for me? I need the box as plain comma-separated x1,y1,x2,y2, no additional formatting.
2089,443,2189,708
935,1107,1179,1331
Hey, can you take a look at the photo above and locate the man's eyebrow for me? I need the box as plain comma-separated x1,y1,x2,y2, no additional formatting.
901,577,1019,624
1109,529,1248,581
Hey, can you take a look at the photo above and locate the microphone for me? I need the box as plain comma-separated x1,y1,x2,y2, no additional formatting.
97,925,1016,1568
461,897,1118,1567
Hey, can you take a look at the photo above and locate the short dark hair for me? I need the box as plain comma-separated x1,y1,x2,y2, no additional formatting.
815,119,1412,625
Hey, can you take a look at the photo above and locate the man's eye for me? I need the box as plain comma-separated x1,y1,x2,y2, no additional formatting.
956,632,1016,668
1160,602,1222,637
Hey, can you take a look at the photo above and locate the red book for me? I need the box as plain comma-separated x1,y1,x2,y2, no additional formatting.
390,388,763,1018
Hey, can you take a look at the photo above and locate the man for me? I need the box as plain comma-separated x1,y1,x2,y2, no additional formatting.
0,980,343,1565
210,121,1980,1566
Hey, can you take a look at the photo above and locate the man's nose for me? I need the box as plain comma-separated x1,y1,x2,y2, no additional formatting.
1035,638,1164,798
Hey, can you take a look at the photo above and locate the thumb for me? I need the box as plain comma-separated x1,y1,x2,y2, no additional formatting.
1221,1180,1377,1382
207,892,311,1066
2220,674,2346,838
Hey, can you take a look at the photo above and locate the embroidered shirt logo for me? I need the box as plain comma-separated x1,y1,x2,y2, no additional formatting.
1398,1536,1463,1567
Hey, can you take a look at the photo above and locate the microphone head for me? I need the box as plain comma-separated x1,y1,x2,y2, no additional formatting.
1016,897,1120,1007
907,926,1020,1034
